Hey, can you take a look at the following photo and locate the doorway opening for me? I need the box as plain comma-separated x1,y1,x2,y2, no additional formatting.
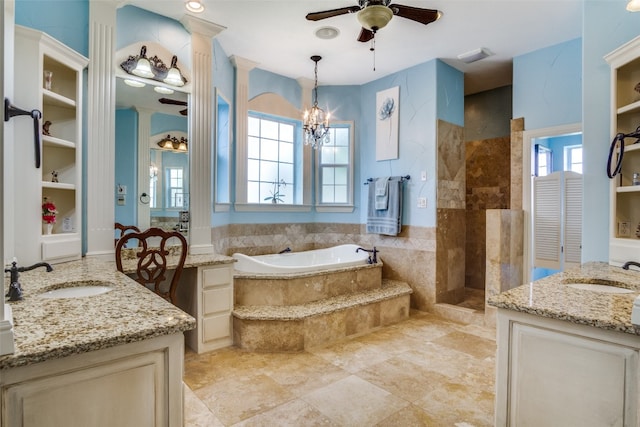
523,123,582,283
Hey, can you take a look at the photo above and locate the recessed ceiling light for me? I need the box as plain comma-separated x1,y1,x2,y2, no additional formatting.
457,47,493,64
124,79,145,88
154,86,174,95
185,0,204,13
627,0,640,11
315,26,340,40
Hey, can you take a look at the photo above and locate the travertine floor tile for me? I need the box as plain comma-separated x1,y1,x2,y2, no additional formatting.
184,311,497,426
194,373,294,425
302,375,409,426
232,399,339,427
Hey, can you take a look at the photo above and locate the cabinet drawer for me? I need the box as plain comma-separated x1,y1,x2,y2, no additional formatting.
203,313,231,342
202,266,232,288
203,287,232,314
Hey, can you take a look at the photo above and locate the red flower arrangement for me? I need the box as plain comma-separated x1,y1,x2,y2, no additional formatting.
42,197,58,224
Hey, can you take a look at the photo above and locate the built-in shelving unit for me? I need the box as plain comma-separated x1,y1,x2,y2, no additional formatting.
13,26,88,264
605,35,640,265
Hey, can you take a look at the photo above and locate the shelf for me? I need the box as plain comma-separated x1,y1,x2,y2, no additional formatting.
43,135,75,149
42,88,76,109
617,99,640,115
42,182,76,191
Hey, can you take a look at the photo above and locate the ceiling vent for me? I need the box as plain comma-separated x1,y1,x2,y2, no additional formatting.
458,47,493,64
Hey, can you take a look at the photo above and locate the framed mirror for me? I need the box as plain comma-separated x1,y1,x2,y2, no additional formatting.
115,76,189,233
215,89,231,209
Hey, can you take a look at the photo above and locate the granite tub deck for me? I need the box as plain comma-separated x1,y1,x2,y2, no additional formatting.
232,263,413,352
0,257,196,370
488,261,640,335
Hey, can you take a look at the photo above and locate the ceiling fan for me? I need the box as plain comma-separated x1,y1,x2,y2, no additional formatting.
306,0,441,43
158,97,187,116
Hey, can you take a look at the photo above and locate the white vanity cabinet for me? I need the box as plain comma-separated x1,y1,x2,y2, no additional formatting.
606,34,640,265
495,309,640,426
179,263,234,353
1,334,185,427
12,26,88,265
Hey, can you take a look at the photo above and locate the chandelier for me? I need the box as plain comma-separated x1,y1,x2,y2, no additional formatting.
302,55,330,149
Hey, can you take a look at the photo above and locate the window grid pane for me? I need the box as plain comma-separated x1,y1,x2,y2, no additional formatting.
319,125,351,205
247,115,296,204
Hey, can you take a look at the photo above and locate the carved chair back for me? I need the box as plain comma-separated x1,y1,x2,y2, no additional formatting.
115,227,187,305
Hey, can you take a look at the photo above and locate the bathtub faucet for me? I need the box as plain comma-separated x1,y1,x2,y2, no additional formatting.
278,247,292,254
622,261,640,271
356,247,379,264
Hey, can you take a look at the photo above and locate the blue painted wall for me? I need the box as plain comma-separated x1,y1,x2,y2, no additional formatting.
582,3,640,262
513,37,582,130
116,6,190,68
15,0,88,56
114,109,137,226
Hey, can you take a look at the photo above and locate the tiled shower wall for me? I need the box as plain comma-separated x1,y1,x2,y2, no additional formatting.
465,136,511,290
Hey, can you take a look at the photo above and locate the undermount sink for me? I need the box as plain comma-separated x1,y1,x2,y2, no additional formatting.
565,283,634,294
40,282,114,299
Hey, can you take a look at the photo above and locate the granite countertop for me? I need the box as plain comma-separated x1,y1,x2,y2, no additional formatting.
0,257,200,370
488,262,640,335
117,250,235,274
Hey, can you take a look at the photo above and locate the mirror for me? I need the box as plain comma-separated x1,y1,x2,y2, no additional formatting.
115,77,189,233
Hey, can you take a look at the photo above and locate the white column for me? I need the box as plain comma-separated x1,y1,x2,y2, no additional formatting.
135,108,152,230
1,0,16,356
86,0,117,259
231,56,258,205
181,16,225,254
296,77,314,206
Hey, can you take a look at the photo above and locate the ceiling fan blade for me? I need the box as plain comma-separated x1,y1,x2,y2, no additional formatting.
158,97,188,106
306,6,360,21
357,27,375,43
389,4,441,25
179,109,187,116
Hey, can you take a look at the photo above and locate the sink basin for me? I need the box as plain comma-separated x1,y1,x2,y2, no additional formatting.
40,283,114,299
566,283,634,294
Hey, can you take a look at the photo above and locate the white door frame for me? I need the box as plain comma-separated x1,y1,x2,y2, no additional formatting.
522,123,582,283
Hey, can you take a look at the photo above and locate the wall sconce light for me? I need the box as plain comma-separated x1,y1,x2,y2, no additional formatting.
164,56,186,87
120,46,187,88
627,0,640,11
302,55,330,149
157,135,188,152
185,0,204,13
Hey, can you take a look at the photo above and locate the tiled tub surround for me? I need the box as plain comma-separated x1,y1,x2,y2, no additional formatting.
488,262,640,334
232,263,412,351
0,257,195,370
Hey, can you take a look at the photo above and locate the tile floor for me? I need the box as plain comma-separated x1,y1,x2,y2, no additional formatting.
184,308,497,426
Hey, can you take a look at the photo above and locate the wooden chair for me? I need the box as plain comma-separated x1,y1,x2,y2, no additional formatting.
114,222,141,247
115,227,187,305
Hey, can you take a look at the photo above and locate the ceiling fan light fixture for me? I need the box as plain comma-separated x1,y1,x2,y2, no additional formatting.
457,47,493,64
627,0,640,11
357,5,393,31
185,0,204,13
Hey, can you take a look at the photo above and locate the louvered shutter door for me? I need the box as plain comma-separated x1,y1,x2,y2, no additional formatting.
564,172,582,266
534,172,561,269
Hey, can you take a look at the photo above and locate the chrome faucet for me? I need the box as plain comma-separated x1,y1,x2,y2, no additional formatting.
356,247,379,264
622,261,640,271
278,247,292,254
4,261,53,301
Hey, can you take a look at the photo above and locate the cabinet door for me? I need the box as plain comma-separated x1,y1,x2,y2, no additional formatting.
509,323,638,426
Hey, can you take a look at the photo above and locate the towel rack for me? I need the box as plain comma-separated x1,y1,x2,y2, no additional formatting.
364,175,410,185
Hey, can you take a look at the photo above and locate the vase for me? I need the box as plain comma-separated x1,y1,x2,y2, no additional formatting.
43,223,53,235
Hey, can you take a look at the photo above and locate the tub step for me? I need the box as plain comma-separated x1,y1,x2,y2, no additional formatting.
232,279,412,352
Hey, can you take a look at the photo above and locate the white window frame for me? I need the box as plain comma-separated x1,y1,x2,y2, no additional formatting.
564,144,582,173
315,121,355,212
166,167,184,209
